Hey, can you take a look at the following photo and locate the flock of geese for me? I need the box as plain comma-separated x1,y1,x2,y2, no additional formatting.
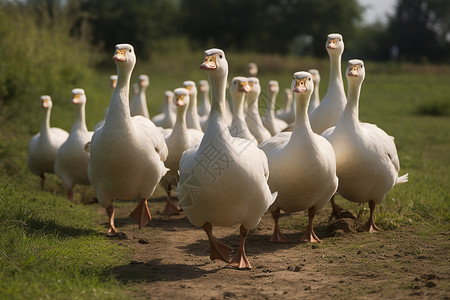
27,33,408,269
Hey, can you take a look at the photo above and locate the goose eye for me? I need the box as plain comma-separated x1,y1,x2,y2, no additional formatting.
129,49,131,52
309,78,311,81
219,55,223,59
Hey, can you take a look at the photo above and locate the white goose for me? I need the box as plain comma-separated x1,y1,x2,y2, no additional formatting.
130,74,150,118
322,59,408,232
54,89,93,201
228,76,258,144
259,71,338,243
27,95,69,188
152,90,176,129
93,75,117,131
88,44,168,236
276,88,295,125
245,77,272,144
159,87,203,215
262,80,289,135
183,80,203,131
308,69,321,114
198,80,211,117
177,48,277,269
309,33,346,134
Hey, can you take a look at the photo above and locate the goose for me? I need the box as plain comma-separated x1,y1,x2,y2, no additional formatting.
198,80,211,117
308,69,321,114
159,88,203,216
228,76,258,144
177,48,277,269
88,44,168,236
93,75,118,131
245,77,272,144
247,62,258,77
322,59,408,232
151,90,176,129
309,33,346,134
259,71,338,243
276,88,295,125
27,95,69,188
130,74,150,118
54,89,94,201
262,80,289,135
183,81,203,131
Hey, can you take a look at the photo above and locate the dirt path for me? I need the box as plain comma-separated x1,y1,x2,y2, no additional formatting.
100,196,449,299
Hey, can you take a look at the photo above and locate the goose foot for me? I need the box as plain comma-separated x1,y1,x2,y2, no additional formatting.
230,225,251,269
362,200,381,233
270,208,289,243
162,197,181,216
202,222,233,263
129,198,152,229
300,207,321,243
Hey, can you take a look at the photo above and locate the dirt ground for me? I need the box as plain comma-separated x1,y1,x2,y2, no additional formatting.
101,196,449,300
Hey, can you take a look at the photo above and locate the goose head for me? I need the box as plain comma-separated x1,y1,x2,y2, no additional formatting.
71,88,86,106
199,80,209,93
291,72,314,97
110,75,118,89
326,33,344,56
268,80,279,95
183,81,197,98
247,77,260,97
40,95,52,110
308,69,321,86
247,62,258,76
174,88,190,108
230,76,250,97
346,59,365,84
199,48,228,78
113,44,136,73
139,75,149,89
283,88,293,102
165,90,174,103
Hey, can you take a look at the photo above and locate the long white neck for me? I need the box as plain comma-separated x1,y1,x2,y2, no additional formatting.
106,65,132,129
232,92,246,119
188,91,198,112
41,107,51,137
72,102,88,133
174,105,187,130
266,91,277,117
292,92,313,137
329,52,344,89
342,78,361,126
208,72,228,127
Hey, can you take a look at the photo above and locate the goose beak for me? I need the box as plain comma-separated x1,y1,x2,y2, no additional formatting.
269,84,277,93
113,49,127,62
248,81,254,92
347,65,360,77
72,94,81,104
293,78,307,93
111,79,117,89
175,95,185,106
200,55,217,70
41,99,49,108
327,38,338,49
238,81,250,93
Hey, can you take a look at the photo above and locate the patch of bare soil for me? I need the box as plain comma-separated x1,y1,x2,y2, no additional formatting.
101,197,449,300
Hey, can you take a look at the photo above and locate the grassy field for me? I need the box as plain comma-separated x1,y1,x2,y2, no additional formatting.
0,47,449,299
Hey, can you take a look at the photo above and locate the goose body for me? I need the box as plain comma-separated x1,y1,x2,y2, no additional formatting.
183,81,203,131
27,95,69,188
322,59,408,232
54,89,93,201
178,49,276,269
308,69,321,114
228,76,257,144
245,77,272,144
159,87,203,215
88,44,168,236
309,33,346,134
259,72,338,243
130,74,150,118
262,80,289,135
151,90,176,129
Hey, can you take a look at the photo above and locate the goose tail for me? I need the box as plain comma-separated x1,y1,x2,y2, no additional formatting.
396,173,409,185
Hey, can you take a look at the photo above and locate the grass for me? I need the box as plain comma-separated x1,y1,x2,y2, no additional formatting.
1,39,449,298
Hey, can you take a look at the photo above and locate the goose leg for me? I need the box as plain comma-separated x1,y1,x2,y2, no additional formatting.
163,182,181,216
230,224,251,269
270,208,289,243
329,195,355,221
39,174,45,189
364,200,381,233
202,222,233,263
129,198,152,229
106,204,118,237
300,207,321,243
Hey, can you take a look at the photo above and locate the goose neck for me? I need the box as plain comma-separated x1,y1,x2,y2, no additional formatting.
343,80,361,122
292,93,312,134
232,93,246,119
107,66,132,125
73,103,88,132
329,53,344,88
41,108,51,134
